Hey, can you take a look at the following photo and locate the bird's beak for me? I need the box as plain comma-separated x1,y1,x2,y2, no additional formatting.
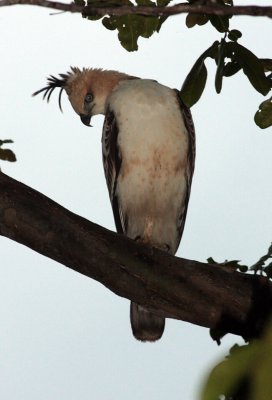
80,114,92,127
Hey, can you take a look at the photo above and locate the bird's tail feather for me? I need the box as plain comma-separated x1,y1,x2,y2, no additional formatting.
130,302,165,342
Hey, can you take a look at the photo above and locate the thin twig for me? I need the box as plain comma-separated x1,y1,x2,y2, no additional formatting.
0,0,272,19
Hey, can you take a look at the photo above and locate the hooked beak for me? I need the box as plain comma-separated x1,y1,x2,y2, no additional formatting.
80,114,92,127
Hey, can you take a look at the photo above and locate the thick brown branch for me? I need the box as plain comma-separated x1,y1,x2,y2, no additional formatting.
0,0,272,19
1,171,272,338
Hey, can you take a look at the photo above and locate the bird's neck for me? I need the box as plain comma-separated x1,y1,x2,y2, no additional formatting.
90,70,136,115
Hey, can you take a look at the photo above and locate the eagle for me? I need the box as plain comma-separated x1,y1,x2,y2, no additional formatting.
33,67,196,342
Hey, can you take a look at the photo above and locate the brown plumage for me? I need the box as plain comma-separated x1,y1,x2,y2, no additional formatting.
33,67,196,342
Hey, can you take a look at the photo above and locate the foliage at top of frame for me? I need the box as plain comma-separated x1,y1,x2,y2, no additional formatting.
76,0,272,128
78,0,170,51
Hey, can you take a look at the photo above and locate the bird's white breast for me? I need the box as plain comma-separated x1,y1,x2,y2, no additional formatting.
108,79,189,254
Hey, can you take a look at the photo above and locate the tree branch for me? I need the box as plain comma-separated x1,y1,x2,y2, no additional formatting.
1,171,272,338
0,0,272,19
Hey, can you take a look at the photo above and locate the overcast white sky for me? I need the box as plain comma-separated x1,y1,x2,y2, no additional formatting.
0,2,271,399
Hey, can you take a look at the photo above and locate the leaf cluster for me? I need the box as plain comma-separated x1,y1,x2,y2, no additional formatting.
180,0,272,128
76,0,272,127
82,0,170,51
207,243,272,278
250,243,272,277
186,0,233,33
208,244,272,344
202,322,272,400
180,35,272,128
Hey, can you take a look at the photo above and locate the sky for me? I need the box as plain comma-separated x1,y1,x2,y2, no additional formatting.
0,2,272,400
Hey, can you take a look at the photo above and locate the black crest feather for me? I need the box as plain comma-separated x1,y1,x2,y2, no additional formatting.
32,68,80,112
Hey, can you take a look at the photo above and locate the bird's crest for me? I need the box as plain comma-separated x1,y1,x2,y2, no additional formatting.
32,67,82,112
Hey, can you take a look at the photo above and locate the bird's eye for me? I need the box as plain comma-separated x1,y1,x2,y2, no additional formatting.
85,93,93,104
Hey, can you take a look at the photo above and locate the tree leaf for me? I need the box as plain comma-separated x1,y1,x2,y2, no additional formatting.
215,40,226,93
102,17,116,30
208,0,231,32
100,0,167,52
264,262,272,278
186,13,208,28
203,323,272,400
260,58,272,73
209,14,229,33
207,257,218,264
0,139,13,146
180,41,219,107
254,97,272,129
136,0,155,5
74,0,86,5
0,148,16,162
180,57,207,107
228,29,242,42
156,0,170,5
229,42,272,95
223,60,241,77
89,0,168,50
249,325,272,400
201,343,260,400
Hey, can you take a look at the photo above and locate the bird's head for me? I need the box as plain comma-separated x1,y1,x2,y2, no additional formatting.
33,67,132,127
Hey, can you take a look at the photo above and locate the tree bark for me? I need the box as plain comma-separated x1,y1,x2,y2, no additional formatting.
0,171,272,339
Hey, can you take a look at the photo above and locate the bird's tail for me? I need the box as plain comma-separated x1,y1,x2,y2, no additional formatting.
130,302,165,342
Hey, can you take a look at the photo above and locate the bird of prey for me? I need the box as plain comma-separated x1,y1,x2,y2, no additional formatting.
33,67,196,342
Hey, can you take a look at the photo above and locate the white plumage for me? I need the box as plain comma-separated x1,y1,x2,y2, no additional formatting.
106,79,190,253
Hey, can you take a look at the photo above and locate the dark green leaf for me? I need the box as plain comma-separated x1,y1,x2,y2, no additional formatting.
255,97,272,129
223,60,242,77
260,59,272,73
186,13,208,28
0,139,13,146
0,148,16,162
228,29,242,42
207,256,248,272
203,323,272,400
156,15,167,33
250,325,272,400
87,14,103,21
74,0,85,5
207,257,218,264
136,0,155,5
210,328,227,345
215,40,226,93
99,0,167,51
222,259,247,271
102,17,116,30
156,0,170,5
250,243,272,272
264,262,272,278
229,42,272,95
238,265,248,273
209,14,229,33
180,41,219,107
201,343,260,400
180,58,207,107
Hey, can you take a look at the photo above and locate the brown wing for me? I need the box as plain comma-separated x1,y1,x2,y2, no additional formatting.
174,90,196,243
102,108,127,234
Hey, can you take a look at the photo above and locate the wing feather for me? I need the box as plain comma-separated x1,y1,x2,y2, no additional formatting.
174,90,196,242
102,108,127,234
